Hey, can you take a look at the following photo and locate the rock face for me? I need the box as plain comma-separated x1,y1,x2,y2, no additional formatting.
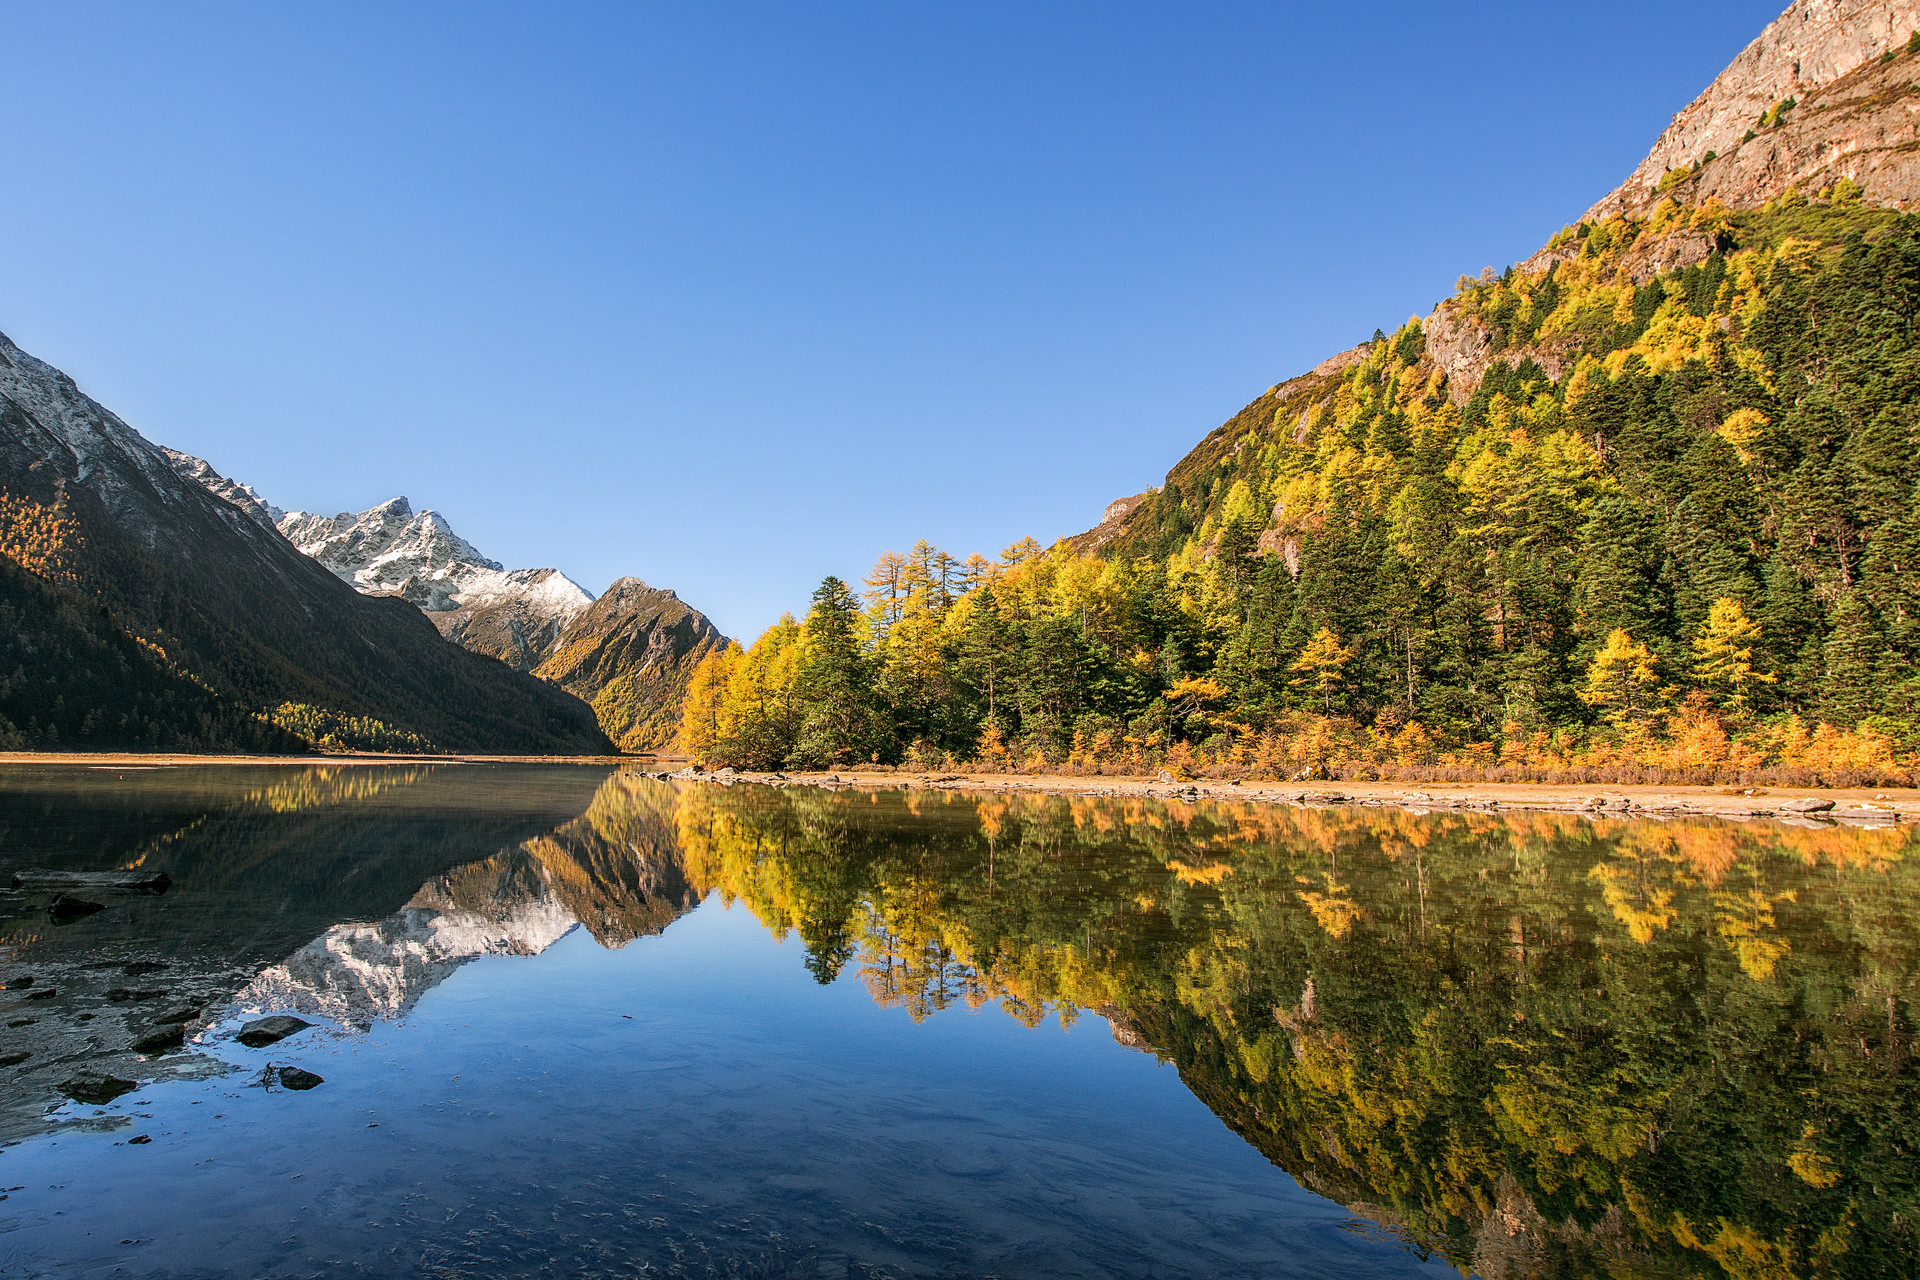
1072,0,1920,524
173,453,728,739
0,329,610,754
1069,491,1154,555
1585,0,1920,222
160,449,284,531
533,578,729,752
275,497,597,670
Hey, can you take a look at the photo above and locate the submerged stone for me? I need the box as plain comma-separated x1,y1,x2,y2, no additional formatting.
236,1015,312,1048
130,1025,185,1055
59,1073,139,1105
48,894,105,919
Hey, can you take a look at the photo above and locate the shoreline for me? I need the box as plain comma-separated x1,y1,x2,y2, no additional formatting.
3,752,1913,826
657,767,1920,826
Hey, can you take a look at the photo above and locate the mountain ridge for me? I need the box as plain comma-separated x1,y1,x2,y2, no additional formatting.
166,474,733,748
0,330,611,754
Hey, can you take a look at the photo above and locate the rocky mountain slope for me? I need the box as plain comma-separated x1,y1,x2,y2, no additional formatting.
276,495,596,670
1087,0,1920,555
1584,0,1920,222
244,495,728,750
0,330,610,754
532,578,729,752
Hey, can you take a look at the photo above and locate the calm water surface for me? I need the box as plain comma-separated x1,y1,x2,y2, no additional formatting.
0,764,1914,1279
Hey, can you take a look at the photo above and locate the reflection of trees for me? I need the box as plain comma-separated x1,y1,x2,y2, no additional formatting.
672,782,1920,1280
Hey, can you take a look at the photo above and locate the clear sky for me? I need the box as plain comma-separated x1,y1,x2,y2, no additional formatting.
0,1,1784,640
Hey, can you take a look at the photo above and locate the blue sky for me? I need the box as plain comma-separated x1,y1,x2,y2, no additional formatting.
0,1,1783,639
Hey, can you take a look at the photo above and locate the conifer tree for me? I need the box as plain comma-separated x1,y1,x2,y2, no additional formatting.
1820,592,1883,726
1580,630,1662,726
794,577,890,768
1288,628,1351,715
1690,597,1774,714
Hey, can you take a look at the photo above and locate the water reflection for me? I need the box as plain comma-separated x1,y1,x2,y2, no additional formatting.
0,763,622,1136
674,785,1920,1280
1,766,1915,1279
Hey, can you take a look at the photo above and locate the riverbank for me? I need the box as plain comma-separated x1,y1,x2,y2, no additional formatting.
0,752,649,766
655,766,1919,825
4,753,1912,825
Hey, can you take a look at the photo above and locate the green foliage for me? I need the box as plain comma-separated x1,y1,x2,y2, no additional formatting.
687,199,1920,769
266,703,440,754
0,554,305,753
681,785,1920,1278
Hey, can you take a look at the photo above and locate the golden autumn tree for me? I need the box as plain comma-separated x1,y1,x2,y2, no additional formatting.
1288,628,1352,714
1691,598,1775,714
676,643,741,759
1581,629,1663,726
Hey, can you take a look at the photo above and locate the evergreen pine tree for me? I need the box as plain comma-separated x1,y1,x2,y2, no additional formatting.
793,577,891,768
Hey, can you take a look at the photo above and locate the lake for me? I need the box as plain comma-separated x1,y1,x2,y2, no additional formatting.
0,764,1914,1279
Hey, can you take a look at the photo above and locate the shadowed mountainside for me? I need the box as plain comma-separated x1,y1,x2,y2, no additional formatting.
0,332,610,754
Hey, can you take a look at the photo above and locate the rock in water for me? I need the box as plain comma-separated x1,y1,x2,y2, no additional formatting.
130,1025,186,1055
48,894,105,919
59,1073,139,1105
275,1066,324,1091
1778,797,1838,813
236,1015,312,1048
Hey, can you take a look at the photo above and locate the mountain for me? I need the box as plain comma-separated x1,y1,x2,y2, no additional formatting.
1582,0,1920,223
276,495,596,670
680,0,1920,778
0,550,302,752
0,331,611,754
160,447,283,531
531,578,729,752
1093,0,1920,559
246,492,728,750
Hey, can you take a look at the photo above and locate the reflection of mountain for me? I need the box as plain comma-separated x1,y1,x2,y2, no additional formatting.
237,858,579,1026
0,763,617,1142
676,785,1920,1280
234,774,698,1025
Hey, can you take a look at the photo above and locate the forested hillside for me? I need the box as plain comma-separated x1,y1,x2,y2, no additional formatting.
678,190,1920,783
0,331,611,756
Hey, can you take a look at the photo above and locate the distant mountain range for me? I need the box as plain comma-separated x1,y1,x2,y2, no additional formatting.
162,458,727,751
0,329,725,754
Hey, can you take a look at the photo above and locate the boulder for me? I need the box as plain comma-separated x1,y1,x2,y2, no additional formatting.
1777,797,1837,814
275,1066,324,1091
130,1025,186,1055
47,894,105,919
59,1072,139,1105
236,1015,312,1048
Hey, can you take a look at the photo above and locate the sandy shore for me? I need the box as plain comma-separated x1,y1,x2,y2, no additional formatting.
661,768,1919,825
0,751,649,766
3,753,1911,824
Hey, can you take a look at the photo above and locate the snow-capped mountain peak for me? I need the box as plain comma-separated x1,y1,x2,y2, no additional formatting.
265,495,595,668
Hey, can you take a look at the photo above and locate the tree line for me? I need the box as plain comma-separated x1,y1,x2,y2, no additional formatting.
681,192,1920,783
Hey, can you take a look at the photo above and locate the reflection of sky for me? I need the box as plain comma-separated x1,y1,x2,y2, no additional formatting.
7,897,1453,1279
